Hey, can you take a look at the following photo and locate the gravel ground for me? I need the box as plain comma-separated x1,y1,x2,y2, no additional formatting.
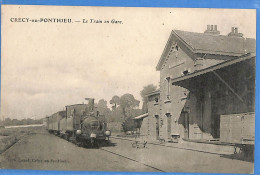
0,131,159,172
0,130,254,173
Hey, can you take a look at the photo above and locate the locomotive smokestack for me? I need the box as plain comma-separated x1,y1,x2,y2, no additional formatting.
85,98,95,111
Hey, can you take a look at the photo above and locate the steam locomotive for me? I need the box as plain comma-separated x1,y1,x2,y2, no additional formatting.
46,98,111,147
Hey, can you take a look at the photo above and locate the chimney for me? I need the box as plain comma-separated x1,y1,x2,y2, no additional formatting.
234,27,238,33
214,25,217,31
231,27,235,33
204,24,220,35
228,27,243,37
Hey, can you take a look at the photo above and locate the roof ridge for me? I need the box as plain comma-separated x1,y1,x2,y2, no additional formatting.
173,30,195,51
173,29,245,38
156,29,255,71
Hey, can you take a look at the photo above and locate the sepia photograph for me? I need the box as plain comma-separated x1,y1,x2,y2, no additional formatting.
0,5,256,174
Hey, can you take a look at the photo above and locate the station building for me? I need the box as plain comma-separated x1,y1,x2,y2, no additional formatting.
137,25,256,142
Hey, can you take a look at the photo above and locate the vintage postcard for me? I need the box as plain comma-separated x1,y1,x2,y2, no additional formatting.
0,5,256,174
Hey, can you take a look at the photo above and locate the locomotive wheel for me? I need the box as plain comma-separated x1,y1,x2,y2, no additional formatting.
77,142,84,147
106,140,111,146
90,138,94,148
95,141,100,148
90,139,99,148
64,134,69,141
76,137,84,147
82,141,87,148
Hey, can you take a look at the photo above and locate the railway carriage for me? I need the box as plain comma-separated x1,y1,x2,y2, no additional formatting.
53,111,66,135
45,116,50,130
48,115,54,132
220,112,255,156
59,117,67,136
47,111,66,134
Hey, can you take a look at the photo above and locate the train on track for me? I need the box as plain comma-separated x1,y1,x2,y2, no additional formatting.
46,98,111,148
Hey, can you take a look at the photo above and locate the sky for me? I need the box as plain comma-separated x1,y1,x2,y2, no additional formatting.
1,6,256,119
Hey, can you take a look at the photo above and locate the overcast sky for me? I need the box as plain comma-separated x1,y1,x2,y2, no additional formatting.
1,6,256,119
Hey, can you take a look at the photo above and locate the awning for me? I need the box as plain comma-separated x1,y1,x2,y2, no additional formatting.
145,89,160,97
171,53,255,103
133,113,148,120
171,53,255,85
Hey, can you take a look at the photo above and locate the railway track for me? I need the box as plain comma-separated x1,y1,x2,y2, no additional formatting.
45,133,165,172
0,134,30,154
99,147,165,172
4,132,165,172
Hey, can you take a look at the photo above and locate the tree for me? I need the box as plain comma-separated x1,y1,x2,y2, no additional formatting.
97,99,108,109
96,99,110,116
119,93,140,119
3,118,12,126
12,119,20,125
110,95,120,110
109,107,123,122
140,84,157,113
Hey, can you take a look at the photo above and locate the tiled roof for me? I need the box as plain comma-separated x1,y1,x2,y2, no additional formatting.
156,30,256,71
173,30,256,56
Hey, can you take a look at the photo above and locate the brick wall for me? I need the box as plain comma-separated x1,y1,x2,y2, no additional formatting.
146,32,254,141
145,94,160,141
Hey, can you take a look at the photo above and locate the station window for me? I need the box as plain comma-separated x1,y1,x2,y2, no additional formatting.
165,76,171,100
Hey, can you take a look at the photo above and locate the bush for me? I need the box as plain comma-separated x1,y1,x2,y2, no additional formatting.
107,122,122,133
121,117,136,133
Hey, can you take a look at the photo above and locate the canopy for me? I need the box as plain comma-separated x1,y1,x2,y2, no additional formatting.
133,113,148,120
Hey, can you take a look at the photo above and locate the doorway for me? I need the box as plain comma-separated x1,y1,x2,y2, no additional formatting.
166,113,172,139
211,95,220,138
184,112,189,139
